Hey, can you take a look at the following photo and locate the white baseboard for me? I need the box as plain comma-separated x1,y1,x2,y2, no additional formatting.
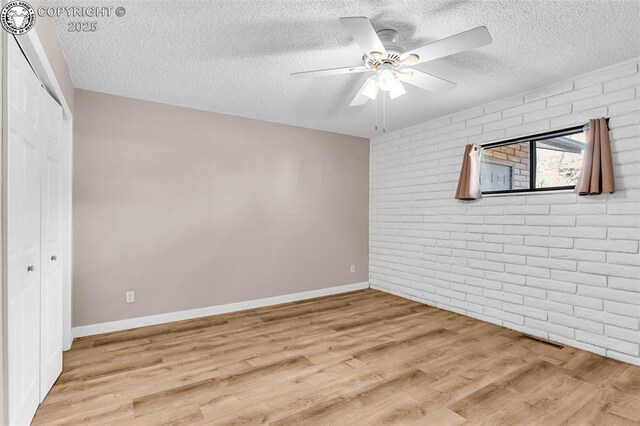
72,282,370,338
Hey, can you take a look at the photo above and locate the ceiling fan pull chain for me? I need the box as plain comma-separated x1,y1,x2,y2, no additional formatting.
374,91,379,131
382,91,386,133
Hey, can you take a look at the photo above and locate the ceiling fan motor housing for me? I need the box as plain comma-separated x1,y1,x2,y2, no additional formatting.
364,29,403,68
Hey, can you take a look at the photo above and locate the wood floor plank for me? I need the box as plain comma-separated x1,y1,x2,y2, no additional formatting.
33,289,640,425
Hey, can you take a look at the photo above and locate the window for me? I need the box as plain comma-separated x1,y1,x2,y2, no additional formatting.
480,126,586,194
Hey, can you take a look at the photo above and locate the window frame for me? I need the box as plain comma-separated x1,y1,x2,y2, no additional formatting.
480,125,586,195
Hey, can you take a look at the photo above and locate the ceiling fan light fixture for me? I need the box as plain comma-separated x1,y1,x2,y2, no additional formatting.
388,79,406,99
378,69,395,91
369,51,384,59
362,78,378,100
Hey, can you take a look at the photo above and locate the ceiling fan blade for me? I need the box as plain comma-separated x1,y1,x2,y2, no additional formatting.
400,26,492,65
350,76,377,106
399,68,457,92
290,66,372,78
339,17,387,57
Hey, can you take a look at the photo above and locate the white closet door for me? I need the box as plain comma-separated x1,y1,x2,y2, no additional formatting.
7,37,43,426
39,85,64,400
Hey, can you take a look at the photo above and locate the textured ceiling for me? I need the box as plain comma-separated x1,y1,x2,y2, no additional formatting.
54,0,640,137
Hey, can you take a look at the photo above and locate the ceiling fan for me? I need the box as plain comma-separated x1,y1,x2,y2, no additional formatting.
291,17,492,107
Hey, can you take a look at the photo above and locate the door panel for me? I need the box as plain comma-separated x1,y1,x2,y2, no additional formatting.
40,85,64,400
7,36,42,426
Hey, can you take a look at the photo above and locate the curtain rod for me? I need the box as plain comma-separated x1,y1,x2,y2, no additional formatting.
474,118,611,151
584,117,611,131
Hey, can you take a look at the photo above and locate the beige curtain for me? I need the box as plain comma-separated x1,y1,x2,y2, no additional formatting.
576,118,615,195
455,144,482,200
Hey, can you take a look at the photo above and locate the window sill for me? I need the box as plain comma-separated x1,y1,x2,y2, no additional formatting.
482,188,575,198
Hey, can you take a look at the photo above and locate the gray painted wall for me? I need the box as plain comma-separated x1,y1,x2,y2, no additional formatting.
72,89,369,326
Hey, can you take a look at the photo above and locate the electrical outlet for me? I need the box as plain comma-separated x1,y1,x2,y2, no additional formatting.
126,291,135,303
350,265,355,273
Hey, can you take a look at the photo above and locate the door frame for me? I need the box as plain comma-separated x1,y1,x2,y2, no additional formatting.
3,28,74,421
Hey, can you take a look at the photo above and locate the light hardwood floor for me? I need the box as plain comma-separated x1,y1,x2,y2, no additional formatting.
34,289,640,425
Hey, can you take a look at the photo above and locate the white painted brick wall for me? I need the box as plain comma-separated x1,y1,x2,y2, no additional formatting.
369,57,640,366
